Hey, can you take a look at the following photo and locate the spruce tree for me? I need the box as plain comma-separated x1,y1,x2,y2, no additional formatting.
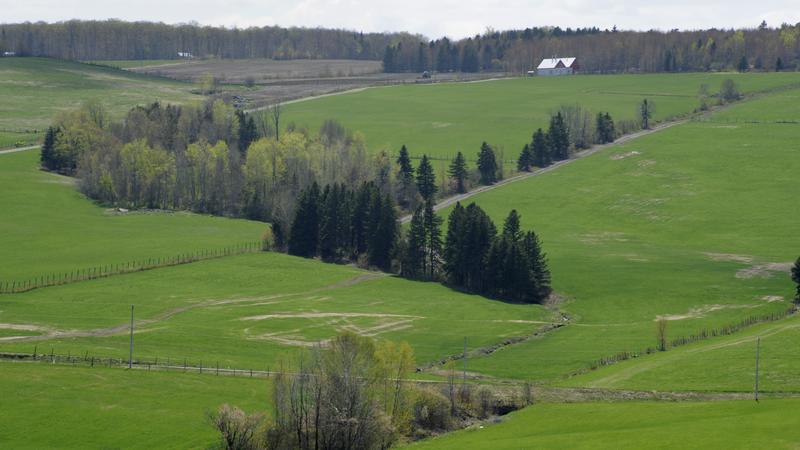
776,57,784,72
737,55,749,72
517,144,533,172
443,202,466,285
792,257,800,304
640,99,653,130
350,183,373,257
402,204,426,279
288,182,321,258
368,194,397,271
531,128,550,168
40,126,58,171
477,142,498,185
423,200,443,279
523,230,552,303
318,184,343,261
397,145,416,207
448,151,468,193
416,154,437,201
502,209,522,242
548,113,570,160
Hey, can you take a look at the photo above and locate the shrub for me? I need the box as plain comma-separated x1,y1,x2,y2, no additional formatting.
412,389,451,432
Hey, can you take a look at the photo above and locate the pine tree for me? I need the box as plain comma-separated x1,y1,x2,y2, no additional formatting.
502,209,522,242
416,154,437,201
737,55,749,72
271,221,286,252
517,144,533,172
402,204,426,279
776,57,784,72
423,199,443,279
236,110,258,156
792,257,800,304
523,230,552,303
477,142,498,185
640,99,653,130
350,182,373,258
443,202,466,285
288,182,321,258
448,151,468,193
318,184,342,261
40,126,59,171
368,194,397,271
548,113,570,160
531,128,550,168
396,145,416,207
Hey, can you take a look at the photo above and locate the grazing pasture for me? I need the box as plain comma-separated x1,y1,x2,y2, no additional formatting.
282,72,800,162
0,57,200,149
437,90,800,381
405,398,800,449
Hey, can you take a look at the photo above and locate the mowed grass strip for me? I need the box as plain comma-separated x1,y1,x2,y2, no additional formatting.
438,91,800,380
405,398,800,450
0,149,264,280
0,362,269,449
0,252,551,369
283,72,800,161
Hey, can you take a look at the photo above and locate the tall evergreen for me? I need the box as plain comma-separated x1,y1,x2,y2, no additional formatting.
402,204,426,279
523,230,552,302
443,202,467,285
236,110,258,156
288,182,321,258
416,154,437,201
448,151,468,193
477,142,498,185
547,112,570,160
737,55,749,72
596,112,616,144
776,57,784,72
531,128,550,168
502,209,522,242
368,194,397,271
423,200,443,279
517,144,533,172
40,126,59,171
319,184,348,261
350,182,373,257
396,145,416,207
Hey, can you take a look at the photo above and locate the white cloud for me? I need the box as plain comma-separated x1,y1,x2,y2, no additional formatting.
0,0,798,38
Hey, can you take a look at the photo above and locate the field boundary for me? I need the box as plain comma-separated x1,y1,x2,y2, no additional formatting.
0,241,262,294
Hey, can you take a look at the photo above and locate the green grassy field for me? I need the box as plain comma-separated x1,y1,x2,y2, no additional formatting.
436,89,800,381
406,398,800,449
0,362,269,449
282,72,800,162
86,59,187,69
561,314,800,393
0,149,264,280
0,57,201,149
0,251,551,369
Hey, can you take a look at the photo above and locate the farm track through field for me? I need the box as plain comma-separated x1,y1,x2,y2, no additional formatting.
0,272,386,343
0,145,37,154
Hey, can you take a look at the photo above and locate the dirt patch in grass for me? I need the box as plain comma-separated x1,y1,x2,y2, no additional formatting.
736,262,793,279
703,252,755,264
761,295,785,303
579,231,629,245
610,151,640,160
240,312,422,321
655,304,761,321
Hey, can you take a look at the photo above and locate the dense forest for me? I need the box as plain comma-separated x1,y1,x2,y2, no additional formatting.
2,20,800,73
0,20,418,60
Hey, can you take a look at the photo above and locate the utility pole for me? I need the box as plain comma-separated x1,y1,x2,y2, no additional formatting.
754,336,760,402
129,305,134,369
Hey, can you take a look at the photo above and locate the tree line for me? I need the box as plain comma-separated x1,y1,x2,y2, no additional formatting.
4,20,799,75
383,23,800,74
0,20,417,61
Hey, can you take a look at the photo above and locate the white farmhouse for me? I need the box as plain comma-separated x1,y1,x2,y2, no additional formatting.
537,57,578,76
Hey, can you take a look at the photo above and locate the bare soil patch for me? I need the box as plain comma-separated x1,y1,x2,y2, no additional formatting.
610,151,641,160
736,262,793,279
655,303,760,321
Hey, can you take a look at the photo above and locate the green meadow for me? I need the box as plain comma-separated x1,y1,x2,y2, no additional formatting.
283,72,800,162
406,398,800,449
0,362,269,449
437,90,800,380
0,149,264,280
0,57,200,148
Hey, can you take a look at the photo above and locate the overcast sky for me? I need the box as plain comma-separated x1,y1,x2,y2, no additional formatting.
2,0,799,39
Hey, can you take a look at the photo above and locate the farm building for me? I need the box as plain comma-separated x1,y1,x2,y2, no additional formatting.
537,57,578,76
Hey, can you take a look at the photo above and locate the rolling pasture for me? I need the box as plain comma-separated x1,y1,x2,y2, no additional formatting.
0,57,201,149
437,89,800,381
282,72,800,163
406,398,800,449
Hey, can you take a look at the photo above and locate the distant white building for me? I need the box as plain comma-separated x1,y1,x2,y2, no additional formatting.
2,51,16,57
537,57,578,76
177,51,194,59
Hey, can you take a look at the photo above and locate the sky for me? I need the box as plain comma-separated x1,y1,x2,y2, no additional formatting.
2,0,799,39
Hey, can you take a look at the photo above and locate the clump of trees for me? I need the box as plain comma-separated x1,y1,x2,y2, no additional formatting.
211,333,534,449
516,110,577,171
287,182,398,271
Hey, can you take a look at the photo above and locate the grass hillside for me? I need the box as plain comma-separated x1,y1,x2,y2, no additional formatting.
0,150,264,280
0,362,269,449
282,72,800,162
436,89,800,381
406,398,800,449
0,252,551,369
0,57,201,148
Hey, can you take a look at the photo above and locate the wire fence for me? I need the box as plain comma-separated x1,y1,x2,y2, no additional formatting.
0,241,263,294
